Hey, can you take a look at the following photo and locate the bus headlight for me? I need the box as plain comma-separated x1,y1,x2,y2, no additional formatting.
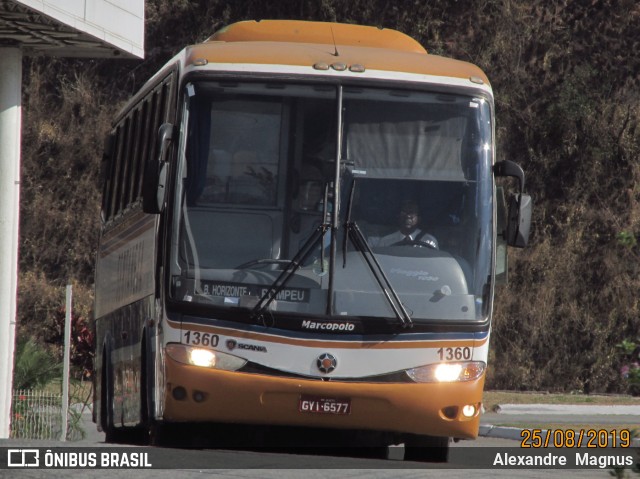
189,348,216,368
406,361,485,383
166,344,247,371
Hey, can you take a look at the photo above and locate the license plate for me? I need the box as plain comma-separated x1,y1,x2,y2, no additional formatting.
299,395,351,415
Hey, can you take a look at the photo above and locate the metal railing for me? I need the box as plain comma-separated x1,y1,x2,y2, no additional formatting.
11,389,63,440
10,389,85,441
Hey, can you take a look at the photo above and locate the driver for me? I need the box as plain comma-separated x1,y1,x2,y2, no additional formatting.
369,200,438,249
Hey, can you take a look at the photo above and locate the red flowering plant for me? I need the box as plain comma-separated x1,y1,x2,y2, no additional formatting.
48,308,94,380
617,339,640,396
13,394,27,423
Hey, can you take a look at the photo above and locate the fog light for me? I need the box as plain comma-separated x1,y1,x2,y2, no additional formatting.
193,391,206,403
172,386,187,401
442,406,458,419
462,404,476,418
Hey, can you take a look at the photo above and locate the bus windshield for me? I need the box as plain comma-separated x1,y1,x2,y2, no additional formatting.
170,81,494,324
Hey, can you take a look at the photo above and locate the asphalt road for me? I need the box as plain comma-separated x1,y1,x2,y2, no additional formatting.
0,405,636,479
0,436,625,479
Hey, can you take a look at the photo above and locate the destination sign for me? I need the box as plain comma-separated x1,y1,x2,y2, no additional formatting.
200,281,309,303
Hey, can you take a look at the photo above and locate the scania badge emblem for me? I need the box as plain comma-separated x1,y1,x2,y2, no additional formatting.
317,353,337,374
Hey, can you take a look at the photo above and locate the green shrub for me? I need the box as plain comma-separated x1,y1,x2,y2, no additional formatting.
13,338,61,391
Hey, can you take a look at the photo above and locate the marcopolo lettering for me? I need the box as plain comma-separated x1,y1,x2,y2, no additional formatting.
302,320,356,332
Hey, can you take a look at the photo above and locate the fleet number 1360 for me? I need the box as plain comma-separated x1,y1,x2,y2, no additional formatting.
183,331,219,347
437,347,471,360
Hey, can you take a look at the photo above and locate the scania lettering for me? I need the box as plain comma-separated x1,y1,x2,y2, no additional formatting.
237,343,267,352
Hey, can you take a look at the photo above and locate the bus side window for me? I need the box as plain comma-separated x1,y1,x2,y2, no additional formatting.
109,122,127,218
101,132,116,221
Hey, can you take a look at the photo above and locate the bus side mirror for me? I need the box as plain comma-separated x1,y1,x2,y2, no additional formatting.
507,193,532,248
143,123,175,214
494,160,532,248
495,186,508,284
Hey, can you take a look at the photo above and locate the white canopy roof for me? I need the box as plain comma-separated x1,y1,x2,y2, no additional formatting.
0,0,143,58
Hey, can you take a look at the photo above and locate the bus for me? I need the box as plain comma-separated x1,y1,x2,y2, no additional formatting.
93,19,531,461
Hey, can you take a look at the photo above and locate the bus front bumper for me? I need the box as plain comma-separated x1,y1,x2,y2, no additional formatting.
162,355,485,439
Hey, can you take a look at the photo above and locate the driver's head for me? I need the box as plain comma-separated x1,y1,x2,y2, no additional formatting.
398,200,420,234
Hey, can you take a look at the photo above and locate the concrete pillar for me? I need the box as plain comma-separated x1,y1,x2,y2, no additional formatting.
0,47,23,439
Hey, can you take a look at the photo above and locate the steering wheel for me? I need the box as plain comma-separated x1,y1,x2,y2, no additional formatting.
390,239,438,249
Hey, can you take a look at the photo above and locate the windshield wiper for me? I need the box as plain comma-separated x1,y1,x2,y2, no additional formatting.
342,179,413,329
235,259,292,270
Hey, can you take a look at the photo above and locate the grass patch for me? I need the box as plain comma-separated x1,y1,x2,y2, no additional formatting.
39,378,93,404
488,423,640,433
484,390,640,410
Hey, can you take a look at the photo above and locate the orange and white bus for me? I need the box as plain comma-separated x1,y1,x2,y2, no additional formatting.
93,20,531,461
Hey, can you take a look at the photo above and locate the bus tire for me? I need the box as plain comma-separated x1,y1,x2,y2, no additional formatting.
149,421,185,447
149,421,167,447
404,435,450,462
101,346,144,444
140,332,152,445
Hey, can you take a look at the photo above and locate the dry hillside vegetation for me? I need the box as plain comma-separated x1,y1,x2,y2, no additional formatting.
17,0,640,392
